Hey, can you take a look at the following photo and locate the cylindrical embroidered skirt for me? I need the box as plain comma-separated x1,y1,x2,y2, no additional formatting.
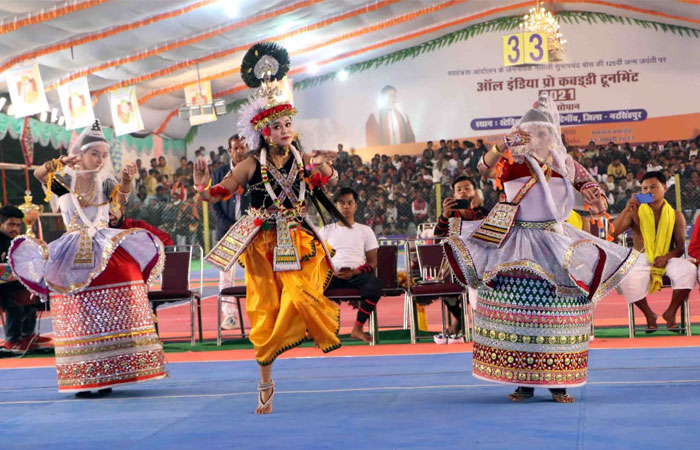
51,247,166,392
471,272,592,388
242,227,340,366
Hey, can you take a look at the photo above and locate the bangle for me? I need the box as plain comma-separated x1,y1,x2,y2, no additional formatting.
490,144,504,156
196,180,211,192
308,171,330,188
44,158,61,173
358,263,373,274
305,162,320,172
209,185,232,198
581,181,598,192
480,152,491,169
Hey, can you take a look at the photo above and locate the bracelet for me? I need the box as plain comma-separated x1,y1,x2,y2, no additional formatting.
480,152,492,169
196,180,211,192
358,263,373,274
209,185,232,198
482,145,503,169
580,181,598,192
305,162,320,172
328,165,337,180
44,158,62,173
308,171,330,188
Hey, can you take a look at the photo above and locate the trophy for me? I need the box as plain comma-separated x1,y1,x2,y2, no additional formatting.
18,190,42,238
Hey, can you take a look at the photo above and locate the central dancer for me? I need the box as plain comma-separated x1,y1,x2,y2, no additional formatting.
194,43,347,414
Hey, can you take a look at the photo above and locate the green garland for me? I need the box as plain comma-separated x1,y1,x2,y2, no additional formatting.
0,112,185,155
292,10,700,91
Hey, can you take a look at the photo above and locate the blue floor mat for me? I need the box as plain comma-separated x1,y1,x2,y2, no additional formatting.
0,347,699,449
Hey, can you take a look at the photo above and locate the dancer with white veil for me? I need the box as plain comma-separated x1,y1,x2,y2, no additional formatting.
9,120,167,397
443,94,640,402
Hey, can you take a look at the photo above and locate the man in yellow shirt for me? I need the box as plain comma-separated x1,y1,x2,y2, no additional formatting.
607,157,627,180
612,171,696,332
144,168,158,196
158,156,174,180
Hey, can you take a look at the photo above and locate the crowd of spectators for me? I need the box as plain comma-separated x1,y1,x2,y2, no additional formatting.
124,146,231,246
124,135,700,240
570,139,700,218
328,136,700,234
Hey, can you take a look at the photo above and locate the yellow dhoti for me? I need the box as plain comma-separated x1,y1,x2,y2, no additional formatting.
242,227,340,365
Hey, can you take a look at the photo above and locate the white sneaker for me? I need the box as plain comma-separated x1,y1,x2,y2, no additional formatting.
433,334,448,345
447,334,465,344
220,315,239,330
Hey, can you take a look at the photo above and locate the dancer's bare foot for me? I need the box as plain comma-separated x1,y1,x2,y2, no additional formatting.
256,381,275,415
351,323,371,343
662,310,680,332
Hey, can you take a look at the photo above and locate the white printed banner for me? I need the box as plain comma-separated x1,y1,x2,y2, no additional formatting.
109,86,144,136
5,60,49,118
291,21,700,149
184,80,216,126
57,77,95,130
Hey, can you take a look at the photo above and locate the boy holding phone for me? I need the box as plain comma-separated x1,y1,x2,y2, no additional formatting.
612,171,696,332
434,176,489,236
433,176,488,335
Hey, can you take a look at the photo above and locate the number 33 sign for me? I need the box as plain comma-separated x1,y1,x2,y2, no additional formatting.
503,32,548,66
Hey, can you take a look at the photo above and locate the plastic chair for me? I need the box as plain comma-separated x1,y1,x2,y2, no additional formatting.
148,245,203,346
627,275,692,337
217,285,247,346
405,238,468,344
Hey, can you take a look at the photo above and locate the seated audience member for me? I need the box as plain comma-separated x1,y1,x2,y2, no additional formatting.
109,206,174,247
687,216,700,286
435,176,488,235
566,209,591,234
0,206,52,353
319,188,383,343
607,158,627,181
613,171,696,332
433,176,487,335
411,192,428,223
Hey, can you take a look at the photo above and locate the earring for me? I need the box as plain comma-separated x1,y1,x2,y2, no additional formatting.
266,137,277,151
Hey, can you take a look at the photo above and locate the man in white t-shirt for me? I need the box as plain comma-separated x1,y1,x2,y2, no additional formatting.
319,188,383,343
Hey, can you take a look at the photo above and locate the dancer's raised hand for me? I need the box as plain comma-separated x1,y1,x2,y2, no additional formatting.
193,158,210,187
121,162,137,181
505,128,531,148
60,155,82,169
311,150,338,166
